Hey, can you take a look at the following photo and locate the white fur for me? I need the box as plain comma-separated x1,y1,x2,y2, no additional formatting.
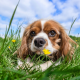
31,20,57,55
41,20,47,31
31,31,57,55
17,59,23,66
17,58,33,69
17,57,53,71
17,58,61,71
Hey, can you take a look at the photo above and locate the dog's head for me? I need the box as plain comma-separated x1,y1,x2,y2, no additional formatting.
18,20,77,60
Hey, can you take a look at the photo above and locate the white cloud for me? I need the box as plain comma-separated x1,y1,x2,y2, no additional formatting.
61,19,80,30
0,34,5,38
0,0,18,17
0,0,80,37
52,0,80,22
72,19,80,28
0,18,8,31
0,0,56,22
51,0,80,35
0,0,56,37
53,7,79,22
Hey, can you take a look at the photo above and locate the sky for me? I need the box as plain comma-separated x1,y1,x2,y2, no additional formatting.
0,0,80,38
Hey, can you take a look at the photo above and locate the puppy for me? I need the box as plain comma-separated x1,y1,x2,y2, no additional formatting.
16,20,77,71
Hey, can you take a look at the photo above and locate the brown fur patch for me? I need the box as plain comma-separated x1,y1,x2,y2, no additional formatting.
43,20,60,51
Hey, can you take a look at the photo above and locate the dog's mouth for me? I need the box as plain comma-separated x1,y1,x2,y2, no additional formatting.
30,46,55,61
33,46,44,55
29,52,51,62
35,50,43,55
29,48,57,62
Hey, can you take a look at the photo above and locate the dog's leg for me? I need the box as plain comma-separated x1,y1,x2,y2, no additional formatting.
17,57,33,69
17,58,60,72
17,58,52,71
39,61,52,71
30,61,53,71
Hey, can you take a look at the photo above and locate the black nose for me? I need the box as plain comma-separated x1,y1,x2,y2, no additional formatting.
34,38,46,47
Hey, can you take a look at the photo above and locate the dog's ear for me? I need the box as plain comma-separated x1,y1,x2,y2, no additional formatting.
59,27,77,59
18,25,31,60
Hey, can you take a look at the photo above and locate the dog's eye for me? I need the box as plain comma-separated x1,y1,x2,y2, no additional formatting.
49,30,56,37
30,31,36,36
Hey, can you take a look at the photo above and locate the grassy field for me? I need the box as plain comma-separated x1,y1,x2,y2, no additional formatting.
0,35,80,80
0,1,80,80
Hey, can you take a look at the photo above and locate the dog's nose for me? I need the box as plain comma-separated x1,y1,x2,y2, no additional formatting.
34,38,46,47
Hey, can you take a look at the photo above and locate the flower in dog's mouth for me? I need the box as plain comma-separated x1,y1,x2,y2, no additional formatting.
42,49,51,55
12,39,16,43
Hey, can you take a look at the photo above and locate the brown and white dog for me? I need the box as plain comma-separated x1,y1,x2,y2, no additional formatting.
16,20,77,71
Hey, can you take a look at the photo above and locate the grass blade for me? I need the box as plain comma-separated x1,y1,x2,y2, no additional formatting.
0,0,20,53
69,18,77,35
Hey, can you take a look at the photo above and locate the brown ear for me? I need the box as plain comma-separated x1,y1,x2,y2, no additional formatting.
59,28,77,59
18,25,31,60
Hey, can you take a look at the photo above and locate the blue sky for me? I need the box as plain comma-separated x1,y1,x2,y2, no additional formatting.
0,0,80,38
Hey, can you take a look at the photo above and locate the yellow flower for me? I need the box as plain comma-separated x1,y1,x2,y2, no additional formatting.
8,46,10,49
76,40,77,41
20,40,21,41
77,45,79,48
43,49,51,55
12,40,16,43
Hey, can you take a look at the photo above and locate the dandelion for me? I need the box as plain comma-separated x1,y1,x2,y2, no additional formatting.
8,46,10,49
12,39,16,43
43,49,51,55
77,45,79,48
20,40,21,41
76,40,77,41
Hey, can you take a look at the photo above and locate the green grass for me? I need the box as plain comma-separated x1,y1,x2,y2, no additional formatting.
0,37,3,46
0,1,80,80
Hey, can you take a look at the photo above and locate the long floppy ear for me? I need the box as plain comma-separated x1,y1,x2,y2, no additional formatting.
59,27,77,59
18,25,31,60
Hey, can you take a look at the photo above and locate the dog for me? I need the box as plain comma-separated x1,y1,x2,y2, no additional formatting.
16,20,77,71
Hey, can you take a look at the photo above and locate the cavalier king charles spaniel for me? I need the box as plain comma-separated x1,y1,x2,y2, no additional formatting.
16,20,77,71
